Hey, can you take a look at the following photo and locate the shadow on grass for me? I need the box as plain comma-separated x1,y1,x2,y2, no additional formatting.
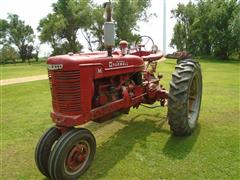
42,113,200,179
82,113,168,179
162,124,201,159
42,113,166,180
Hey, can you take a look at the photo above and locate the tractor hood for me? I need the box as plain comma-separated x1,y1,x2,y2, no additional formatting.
47,51,144,71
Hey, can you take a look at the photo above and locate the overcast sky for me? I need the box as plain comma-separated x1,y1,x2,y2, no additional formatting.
0,0,190,56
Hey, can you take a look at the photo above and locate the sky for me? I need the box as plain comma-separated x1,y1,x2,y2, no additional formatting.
0,0,190,56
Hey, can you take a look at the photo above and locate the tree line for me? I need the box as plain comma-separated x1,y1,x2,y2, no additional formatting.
171,0,240,59
1,0,239,64
0,0,151,63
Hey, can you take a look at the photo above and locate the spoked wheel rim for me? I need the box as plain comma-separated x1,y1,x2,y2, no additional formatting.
188,73,201,128
64,140,90,175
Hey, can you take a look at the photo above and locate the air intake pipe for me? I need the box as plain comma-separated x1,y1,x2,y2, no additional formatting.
103,2,115,57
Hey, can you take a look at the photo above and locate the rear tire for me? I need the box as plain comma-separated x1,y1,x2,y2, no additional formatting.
48,128,96,180
35,127,61,177
168,59,202,136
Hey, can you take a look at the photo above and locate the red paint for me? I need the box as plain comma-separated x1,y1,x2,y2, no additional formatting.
47,50,168,128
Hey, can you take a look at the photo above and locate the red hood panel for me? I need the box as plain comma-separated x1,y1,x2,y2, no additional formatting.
47,51,144,70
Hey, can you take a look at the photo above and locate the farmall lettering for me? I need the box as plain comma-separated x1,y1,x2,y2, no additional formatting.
109,61,128,68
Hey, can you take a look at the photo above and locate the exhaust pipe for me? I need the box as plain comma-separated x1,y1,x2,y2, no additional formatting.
103,2,115,57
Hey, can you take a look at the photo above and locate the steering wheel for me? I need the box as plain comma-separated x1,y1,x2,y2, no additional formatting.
135,35,155,51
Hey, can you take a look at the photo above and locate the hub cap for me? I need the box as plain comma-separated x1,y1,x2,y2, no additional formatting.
65,140,90,175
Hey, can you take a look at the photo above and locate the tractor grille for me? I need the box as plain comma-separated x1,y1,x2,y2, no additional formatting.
48,70,81,114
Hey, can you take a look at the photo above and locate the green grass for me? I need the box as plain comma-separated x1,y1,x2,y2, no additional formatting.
0,61,47,80
1,59,239,179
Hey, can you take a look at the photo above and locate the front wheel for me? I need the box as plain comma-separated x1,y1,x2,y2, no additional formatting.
35,127,61,177
168,59,202,136
48,128,96,180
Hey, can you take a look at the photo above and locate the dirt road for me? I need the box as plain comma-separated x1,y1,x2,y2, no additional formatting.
0,75,48,86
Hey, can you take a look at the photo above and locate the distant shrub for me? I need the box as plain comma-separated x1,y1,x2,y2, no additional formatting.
0,45,19,64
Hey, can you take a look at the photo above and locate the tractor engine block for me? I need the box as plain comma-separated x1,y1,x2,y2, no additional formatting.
92,72,143,109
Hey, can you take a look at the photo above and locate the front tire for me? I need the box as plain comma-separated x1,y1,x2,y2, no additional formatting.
48,128,96,180
35,127,61,177
168,59,202,136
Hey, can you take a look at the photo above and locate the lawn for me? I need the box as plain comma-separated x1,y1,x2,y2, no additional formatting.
0,61,47,80
1,59,239,179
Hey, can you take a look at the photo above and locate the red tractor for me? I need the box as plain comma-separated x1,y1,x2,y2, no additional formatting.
35,2,202,180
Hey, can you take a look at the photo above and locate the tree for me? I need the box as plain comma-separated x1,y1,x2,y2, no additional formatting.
194,0,212,55
170,2,198,54
38,13,66,55
38,0,151,55
39,0,152,54
0,19,9,45
171,0,240,59
0,14,35,62
38,0,92,55
171,23,185,51
0,45,19,64
82,0,152,51
207,0,239,59
82,4,105,51
228,6,240,58
113,0,152,45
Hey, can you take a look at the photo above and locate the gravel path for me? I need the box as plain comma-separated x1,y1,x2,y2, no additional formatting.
0,74,48,86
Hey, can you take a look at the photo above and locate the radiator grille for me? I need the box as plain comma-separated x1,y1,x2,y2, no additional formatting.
48,70,81,114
